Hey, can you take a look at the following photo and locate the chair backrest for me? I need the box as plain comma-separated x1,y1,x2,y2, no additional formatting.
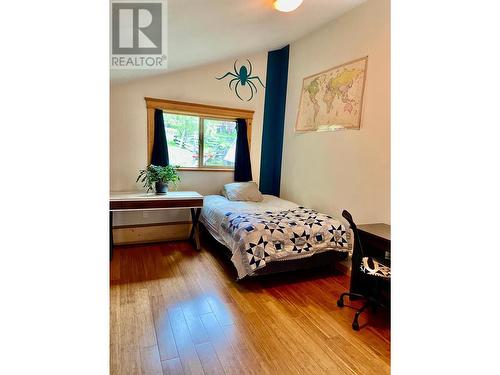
342,210,365,259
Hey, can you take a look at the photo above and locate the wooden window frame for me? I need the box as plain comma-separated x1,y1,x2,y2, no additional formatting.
145,97,254,172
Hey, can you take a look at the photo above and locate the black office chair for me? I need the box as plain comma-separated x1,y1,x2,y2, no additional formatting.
337,210,391,331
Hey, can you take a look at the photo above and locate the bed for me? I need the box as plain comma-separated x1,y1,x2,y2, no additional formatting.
200,194,352,279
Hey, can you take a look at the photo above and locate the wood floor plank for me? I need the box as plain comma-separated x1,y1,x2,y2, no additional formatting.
134,289,159,349
168,307,205,375
295,315,388,375
205,295,235,327
181,302,210,345
263,300,350,375
110,241,390,375
110,246,121,282
110,343,120,375
200,312,249,375
221,324,274,375
195,342,225,375
118,302,140,348
140,346,164,375
151,296,179,361
117,346,142,375
161,358,184,375
110,285,120,348
233,311,299,374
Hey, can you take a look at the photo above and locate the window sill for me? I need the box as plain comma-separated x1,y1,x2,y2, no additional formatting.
177,167,234,172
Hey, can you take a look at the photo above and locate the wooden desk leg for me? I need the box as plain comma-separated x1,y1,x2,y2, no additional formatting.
190,208,201,251
110,211,114,261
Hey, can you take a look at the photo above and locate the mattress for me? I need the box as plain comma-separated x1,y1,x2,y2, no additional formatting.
200,194,351,279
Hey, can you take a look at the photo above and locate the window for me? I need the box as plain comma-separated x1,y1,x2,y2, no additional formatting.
163,113,237,169
202,118,237,167
145,97,254,171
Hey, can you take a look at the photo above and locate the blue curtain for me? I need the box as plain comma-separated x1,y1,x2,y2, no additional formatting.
259,45,289,196
234,118,252,182
151,109,169,166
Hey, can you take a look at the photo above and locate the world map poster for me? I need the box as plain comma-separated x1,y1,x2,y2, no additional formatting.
295,57,368,132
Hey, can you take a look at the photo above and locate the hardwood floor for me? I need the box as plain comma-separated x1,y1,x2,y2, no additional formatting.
110,240,390,375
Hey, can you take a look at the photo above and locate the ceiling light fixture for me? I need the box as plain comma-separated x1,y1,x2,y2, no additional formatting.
273,0,304,13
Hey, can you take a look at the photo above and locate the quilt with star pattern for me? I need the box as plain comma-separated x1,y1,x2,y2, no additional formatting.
221,206,351,278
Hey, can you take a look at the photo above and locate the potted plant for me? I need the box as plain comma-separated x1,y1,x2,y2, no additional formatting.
136,164,181,194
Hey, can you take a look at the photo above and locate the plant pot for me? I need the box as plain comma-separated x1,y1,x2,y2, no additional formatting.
155,182,168,195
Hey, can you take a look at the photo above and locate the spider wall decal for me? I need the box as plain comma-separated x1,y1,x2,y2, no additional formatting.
216,59,265,101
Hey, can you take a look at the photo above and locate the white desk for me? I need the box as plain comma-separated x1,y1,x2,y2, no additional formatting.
109,191,204,258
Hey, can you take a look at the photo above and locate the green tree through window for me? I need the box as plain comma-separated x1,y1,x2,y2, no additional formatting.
163,113,237,168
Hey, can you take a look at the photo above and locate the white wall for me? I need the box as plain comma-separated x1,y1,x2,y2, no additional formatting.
111,0,391,227
110,52,267,224
281,0,390,224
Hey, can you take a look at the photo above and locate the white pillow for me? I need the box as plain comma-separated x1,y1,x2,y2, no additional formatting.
222,182,263,202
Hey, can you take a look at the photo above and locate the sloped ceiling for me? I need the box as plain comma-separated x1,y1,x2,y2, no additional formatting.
111,0,365,83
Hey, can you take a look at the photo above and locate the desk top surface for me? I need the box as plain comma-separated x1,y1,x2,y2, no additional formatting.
357,223,391,241
110,191,203,201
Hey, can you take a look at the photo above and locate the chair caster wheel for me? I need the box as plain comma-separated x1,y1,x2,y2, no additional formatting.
337,299,344,307
352,321,359,331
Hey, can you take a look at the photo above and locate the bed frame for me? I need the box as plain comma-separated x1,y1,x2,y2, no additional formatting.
199,223,348,279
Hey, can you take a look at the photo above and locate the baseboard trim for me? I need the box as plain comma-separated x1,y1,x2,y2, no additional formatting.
112,221,192,245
